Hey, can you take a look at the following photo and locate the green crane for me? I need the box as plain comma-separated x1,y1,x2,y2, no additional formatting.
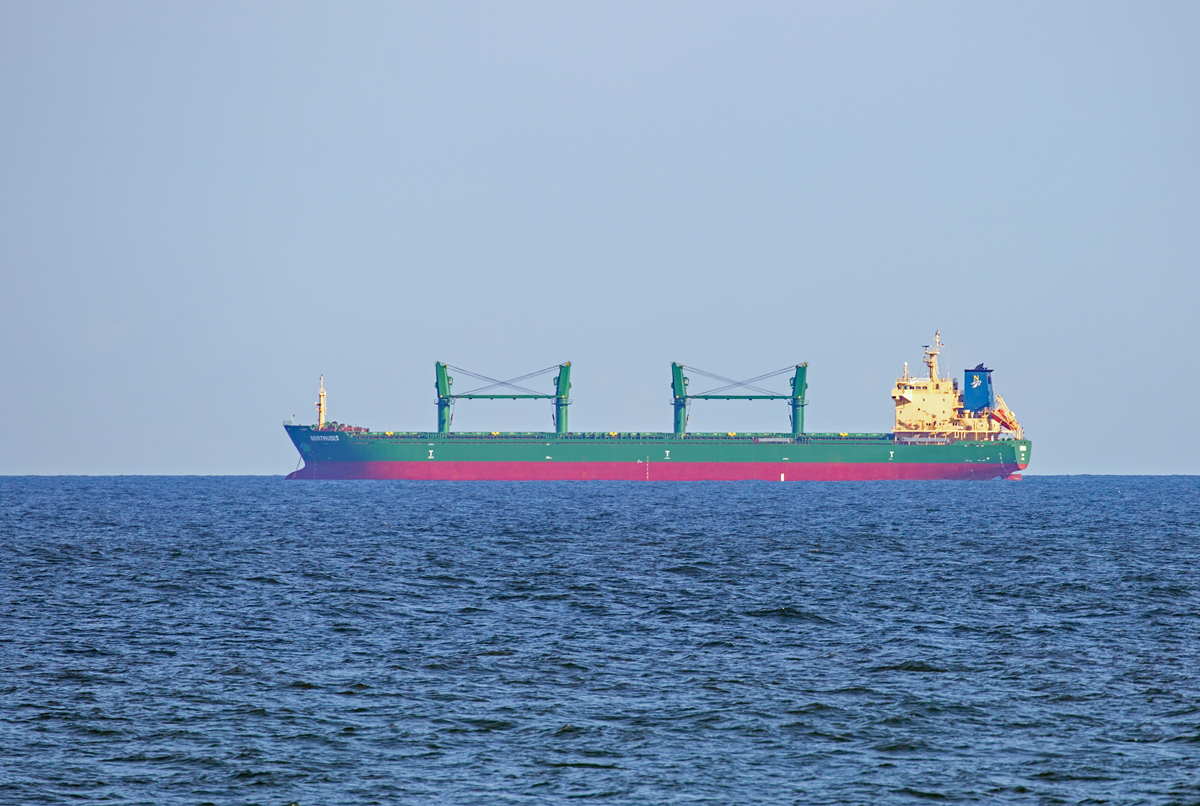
552,363,572,434
435,362,571,435
671,362,808,436
789,364,808,436
671,362,690,435
435,362,453,433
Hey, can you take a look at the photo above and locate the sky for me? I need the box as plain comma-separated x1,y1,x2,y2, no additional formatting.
1,2,1197,475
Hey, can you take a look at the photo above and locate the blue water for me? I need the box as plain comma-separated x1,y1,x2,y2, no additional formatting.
2,477,1199,805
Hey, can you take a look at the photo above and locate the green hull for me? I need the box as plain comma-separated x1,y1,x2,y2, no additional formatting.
285,427,1031,480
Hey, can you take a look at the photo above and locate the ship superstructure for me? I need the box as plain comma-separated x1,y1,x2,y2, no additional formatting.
891,331,1024,442
284,333,1030,481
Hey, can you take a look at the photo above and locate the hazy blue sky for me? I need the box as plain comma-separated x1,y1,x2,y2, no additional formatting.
2,2,1197,475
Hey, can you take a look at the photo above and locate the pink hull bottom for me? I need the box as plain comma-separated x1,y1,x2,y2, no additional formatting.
287,461,1024,481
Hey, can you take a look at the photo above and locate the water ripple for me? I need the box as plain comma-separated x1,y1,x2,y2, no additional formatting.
1,476,1198,804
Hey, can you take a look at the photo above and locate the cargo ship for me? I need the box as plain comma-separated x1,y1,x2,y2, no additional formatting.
284,332,1030,480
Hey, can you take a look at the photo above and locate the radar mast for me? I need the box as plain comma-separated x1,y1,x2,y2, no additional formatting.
923,330,943,381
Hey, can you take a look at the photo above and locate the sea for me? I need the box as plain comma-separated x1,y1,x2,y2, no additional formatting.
2,476,1198,805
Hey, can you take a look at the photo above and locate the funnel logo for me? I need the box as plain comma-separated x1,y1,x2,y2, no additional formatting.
971,375,982,388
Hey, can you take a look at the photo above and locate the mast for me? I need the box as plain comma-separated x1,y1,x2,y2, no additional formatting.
317,376,326,429
923,330,942,381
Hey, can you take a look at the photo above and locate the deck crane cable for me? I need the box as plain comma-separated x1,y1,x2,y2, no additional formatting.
447,364,562,397
686,365,797,398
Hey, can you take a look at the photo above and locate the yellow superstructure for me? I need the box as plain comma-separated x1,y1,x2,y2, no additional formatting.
890,331,1023,441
